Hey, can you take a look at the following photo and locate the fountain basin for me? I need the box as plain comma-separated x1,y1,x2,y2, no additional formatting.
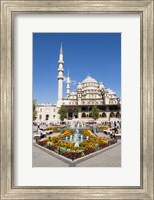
60,127,90,143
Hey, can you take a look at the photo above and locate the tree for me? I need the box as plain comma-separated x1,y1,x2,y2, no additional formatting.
58,107,67,122
33,99,37,121
91,106,100,120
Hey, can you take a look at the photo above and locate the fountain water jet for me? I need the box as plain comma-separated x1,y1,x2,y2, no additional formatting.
60,121,90,143
73,128,80,142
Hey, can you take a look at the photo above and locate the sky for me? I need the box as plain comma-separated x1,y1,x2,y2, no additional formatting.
33,33,121,104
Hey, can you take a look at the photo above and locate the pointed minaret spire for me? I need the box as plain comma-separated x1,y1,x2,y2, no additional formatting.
58,43,64,64
66,69,70,97
67,69,70,77
60,43,63,54
57,44,64,107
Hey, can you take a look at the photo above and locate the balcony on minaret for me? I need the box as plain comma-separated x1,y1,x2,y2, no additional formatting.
58,67,64,72
58,59,64,64
57,75,64,80
66,78,70,84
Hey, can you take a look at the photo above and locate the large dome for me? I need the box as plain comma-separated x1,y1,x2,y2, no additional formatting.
82,76,98,83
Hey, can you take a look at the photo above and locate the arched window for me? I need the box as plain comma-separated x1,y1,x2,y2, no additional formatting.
109,101,113,104
81,113,86,117
74,109,78,118
46,114,49,120
116,112,121,118
68,109,73,119
102,112,107,118
39,115,42,119
110,112,115,118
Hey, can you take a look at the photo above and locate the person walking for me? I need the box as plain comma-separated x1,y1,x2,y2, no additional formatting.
93,123,97,135
37,122,40,129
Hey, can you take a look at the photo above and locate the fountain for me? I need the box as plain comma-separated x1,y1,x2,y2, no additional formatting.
74,142,79,147
60,126,87,143
60,121,90,143
81,134,83,142
81,121,83,128
70,135,72,141
77,122,80,128
73,128,80,142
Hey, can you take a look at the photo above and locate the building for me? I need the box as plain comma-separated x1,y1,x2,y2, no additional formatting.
36,103,58,123
35,45,121,123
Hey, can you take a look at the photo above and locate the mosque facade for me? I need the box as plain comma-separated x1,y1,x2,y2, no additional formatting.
35,45,121,123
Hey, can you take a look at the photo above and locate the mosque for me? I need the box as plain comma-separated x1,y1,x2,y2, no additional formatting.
35,45,121,123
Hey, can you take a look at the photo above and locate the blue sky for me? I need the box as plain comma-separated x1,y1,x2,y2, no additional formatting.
33,33,121,104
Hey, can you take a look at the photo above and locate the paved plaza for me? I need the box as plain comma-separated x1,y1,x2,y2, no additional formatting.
33,128,121,167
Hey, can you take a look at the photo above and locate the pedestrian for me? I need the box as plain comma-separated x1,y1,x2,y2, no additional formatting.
93,123,97,135
114,121,116,128
37,122,40,129
113,133,116,139
117,121,120,129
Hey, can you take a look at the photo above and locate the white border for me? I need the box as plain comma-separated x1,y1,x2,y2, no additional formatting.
14,14,140,186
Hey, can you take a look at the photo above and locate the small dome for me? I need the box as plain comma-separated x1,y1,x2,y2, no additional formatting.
70,91,77,95
82,86,99,91
106,88,116,94
82,76,98,83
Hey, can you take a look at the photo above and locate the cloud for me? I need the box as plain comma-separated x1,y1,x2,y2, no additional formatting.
71,80,77,86
63,76,77,86
63,76,67,82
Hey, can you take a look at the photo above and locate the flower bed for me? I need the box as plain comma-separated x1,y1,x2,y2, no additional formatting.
83,129,97,139
45,126,60,133
97,126,110,132
36,129,117,160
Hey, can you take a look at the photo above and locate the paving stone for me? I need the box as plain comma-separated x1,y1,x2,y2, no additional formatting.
76,144,121,167
33,145,69,167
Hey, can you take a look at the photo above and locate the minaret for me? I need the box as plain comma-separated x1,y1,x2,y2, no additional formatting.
57,44,64,107
66,69,70,97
